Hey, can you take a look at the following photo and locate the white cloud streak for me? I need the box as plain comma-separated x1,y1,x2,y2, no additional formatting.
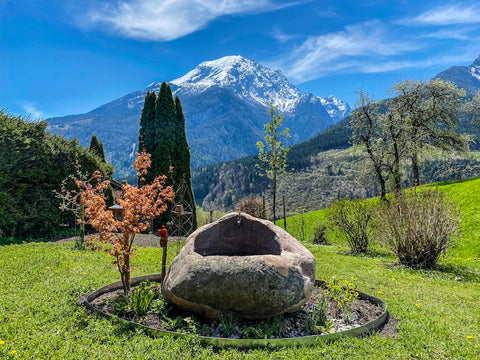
400,4,480,26
85,0,301,41
275,20,422,83
23,103,45,120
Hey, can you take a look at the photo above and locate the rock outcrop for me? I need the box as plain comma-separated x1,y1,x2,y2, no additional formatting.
161,212,316,319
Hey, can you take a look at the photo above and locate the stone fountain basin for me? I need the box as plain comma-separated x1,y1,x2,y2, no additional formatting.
161,212,316,319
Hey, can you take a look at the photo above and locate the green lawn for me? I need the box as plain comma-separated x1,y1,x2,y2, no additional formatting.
1,178,480,359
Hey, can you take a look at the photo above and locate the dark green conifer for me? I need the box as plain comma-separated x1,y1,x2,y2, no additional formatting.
137,83,197,232
89,134,105,161
153,82,177,185
174,96,197,229
138,91,157,154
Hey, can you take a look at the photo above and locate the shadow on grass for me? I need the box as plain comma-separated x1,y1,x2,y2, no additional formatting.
333,249,394,260
384,261,480,283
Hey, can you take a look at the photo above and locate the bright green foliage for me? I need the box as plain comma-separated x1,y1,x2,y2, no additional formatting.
89,135,105,162
242,323,276,339
257,103,291,221
130,281,158,316
304,295,331,334
326,277,359,324
1,227,480,358
217,312,238,337
0,110,111,239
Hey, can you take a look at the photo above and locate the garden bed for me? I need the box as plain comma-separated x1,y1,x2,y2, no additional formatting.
82,274,388,348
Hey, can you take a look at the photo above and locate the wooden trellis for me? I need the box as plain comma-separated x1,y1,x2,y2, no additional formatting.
167,176,195,240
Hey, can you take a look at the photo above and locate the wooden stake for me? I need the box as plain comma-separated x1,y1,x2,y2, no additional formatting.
161,242,168,283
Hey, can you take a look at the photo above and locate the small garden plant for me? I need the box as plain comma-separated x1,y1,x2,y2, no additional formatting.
78,150,174,294
326,277,359,324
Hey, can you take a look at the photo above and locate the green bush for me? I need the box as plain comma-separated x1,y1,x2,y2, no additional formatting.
0,110,113,240
378,187,460,269
325,199,375,253
312,222,328,244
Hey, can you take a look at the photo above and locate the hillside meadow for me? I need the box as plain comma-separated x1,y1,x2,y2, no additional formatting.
1,179,479,359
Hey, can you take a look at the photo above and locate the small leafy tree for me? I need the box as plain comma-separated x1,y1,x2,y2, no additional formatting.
79,150,174,294
257,103,291,222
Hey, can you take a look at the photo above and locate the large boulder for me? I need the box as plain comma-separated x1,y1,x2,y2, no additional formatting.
161,212,316,319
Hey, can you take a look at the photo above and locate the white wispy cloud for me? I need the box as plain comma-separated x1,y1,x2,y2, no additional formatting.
23,103,45,120
273,20,422,83
399,4,480,26
421,27,473,40
84,0,303,41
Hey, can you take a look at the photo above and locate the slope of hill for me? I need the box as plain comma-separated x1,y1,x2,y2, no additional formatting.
284,176,480,263
47,55,350,180
435,55,480,95
193,54,480,211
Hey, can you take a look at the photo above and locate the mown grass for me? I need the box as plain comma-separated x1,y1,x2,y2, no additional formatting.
1,178,480,358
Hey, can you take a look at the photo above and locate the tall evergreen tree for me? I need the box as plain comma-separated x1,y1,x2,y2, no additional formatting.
89,134,105,161
138,91,157,184
174,95,197,229
138,82,197,231
153,82,177,185
138,91,157,153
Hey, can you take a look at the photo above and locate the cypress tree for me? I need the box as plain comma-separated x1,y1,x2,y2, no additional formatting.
137,83,197,231
153,82,177,184
89,134,105,162
174,96,197,230
138,91,157,154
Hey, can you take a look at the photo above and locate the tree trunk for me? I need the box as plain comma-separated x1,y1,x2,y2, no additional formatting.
376,166,387,200
79,195,85,248
283,195,287,230
411,153,420,187
392,139,402,193
161,244,168,284
272,170,277,223
124,254,131,294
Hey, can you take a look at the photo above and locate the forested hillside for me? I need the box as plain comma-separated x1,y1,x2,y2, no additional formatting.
192,83,480,214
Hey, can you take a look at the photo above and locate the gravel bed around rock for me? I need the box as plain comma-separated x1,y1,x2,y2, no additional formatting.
90,283,384,339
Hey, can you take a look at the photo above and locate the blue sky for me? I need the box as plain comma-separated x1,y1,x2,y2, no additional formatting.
1,0,480,119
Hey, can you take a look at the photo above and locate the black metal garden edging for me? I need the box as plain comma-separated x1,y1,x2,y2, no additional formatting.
81,274,388,349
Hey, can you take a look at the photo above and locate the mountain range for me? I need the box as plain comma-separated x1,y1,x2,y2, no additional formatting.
47,55,350,180
436,55,480,95
192,55,480,211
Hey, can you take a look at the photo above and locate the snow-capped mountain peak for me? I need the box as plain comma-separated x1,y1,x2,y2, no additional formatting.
470,55,480,81
169,55,301,109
